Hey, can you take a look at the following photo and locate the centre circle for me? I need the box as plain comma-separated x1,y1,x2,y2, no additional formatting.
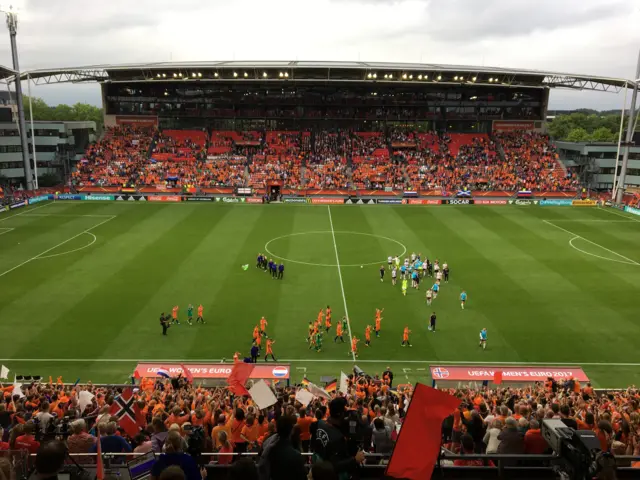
264,231,407,267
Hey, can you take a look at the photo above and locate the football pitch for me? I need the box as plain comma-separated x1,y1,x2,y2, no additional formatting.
0,201,639,388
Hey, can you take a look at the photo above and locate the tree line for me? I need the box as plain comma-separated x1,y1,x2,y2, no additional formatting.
24,96,103,132
547,112,633,143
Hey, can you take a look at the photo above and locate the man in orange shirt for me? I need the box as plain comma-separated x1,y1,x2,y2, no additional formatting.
297,408,313,452
351,336,359,358
402,326,412,347
334,322,344,343
264,339,276,362
260,317,268,337
365,325,372,347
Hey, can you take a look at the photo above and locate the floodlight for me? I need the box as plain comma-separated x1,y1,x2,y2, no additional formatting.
284,72,289,77
192,72,196,77
173,73,177,78
244,72,248,77
402,73,407,79
372,73,376,79
214,72,219,77
454,76,458,81
263,72,267,77
437,75,442,80
472,76,477,81
367,73,372,79
197,72,202,77
418,74,422,80
233,72,238,77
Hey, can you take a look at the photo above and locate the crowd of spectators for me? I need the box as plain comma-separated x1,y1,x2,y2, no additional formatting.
70,127,582,193
1,373,639,472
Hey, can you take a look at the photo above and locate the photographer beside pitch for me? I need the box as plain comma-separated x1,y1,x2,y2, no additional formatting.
313,397,366,479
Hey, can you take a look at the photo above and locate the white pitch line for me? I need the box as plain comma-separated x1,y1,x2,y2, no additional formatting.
0,215,116,278
21,213,116,218
0,202,52,223
597,205,640,223
328,206,355,360
1,358,640,367
543,219,639,266
569,236,637,266
37,232,97,259
0,228,14,236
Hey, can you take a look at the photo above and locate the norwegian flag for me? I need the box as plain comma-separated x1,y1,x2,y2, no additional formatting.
109,388,144,438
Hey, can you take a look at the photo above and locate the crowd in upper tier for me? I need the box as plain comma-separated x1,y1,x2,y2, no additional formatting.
70,126,580,192
1,371,639,478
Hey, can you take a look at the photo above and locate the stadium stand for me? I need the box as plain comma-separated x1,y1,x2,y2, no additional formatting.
71,127,585,194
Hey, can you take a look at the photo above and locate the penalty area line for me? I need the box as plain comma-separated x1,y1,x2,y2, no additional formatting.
0,215,117,278
543,219,639,266
2,358,640,367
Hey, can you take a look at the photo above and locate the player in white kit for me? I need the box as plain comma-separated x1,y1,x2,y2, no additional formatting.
391,266,398,286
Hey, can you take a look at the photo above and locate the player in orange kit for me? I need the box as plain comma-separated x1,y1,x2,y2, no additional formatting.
196,304,205,324
351,336,359,357
402,326,412,347
375,315,382,338
171,305,180,325
334,322,344,343
264,339,276,361
325,306,332,332
317,309,324,326
365,325,372,347
260,316,268,337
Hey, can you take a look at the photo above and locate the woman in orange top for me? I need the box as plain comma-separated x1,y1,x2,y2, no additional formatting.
229,408,247,454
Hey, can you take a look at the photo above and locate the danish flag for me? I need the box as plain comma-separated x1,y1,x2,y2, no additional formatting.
109,388,145,437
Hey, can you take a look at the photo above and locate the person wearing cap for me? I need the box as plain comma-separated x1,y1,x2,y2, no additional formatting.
313,398,365,477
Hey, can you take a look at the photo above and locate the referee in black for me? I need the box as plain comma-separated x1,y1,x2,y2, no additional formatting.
160,312,170,336
429,312,437,332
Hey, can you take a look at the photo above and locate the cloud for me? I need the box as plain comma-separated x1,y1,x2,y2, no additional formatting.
0,0,635,110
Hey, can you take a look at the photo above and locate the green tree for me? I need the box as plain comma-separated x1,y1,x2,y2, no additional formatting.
590,127,615,142
566,127,590,142
23,96,103,132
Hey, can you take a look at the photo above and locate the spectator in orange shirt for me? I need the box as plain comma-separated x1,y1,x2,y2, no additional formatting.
297,408,314,452
230,408,247,455
240,415,260,451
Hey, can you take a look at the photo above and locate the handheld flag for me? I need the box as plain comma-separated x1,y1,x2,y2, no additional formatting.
386,383,460,480
493,371,503,385
156,368,171,379
308,382,331,400
180,364,194,383
0,365,8,380
109,388,144,438
339,372,349,393
325,379,337,393
227,362,254,396
248,380,277,409
96,428,104,480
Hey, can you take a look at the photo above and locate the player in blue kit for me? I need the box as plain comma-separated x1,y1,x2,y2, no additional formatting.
479,328,487,350
460,290,467,309
432,282,439,299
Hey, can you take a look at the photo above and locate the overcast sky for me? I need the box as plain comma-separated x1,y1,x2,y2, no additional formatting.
0,0,638,110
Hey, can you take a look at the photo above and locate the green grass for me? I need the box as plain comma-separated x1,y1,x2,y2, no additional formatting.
0,201,639,388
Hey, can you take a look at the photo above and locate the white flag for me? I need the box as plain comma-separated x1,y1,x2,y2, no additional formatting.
12,379,24,398
339,371,349,393
308,382,331,400
294,389,314,407
248,380,277,410
0,365,8,380
78,390,95,414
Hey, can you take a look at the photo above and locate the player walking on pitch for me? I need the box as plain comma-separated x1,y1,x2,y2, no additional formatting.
460,290,467,309
401,326,412,347
264,339,277,361
365,325,372,347
187,304,194,326
351,336,359,357
379,265,385,282
334,321,344,342
479,328,488,350
171,305,180,325
402,278,408,296
196,304,205,324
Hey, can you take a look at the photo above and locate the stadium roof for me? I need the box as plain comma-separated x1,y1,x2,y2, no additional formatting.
13,60,636,92
0,65,17,80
